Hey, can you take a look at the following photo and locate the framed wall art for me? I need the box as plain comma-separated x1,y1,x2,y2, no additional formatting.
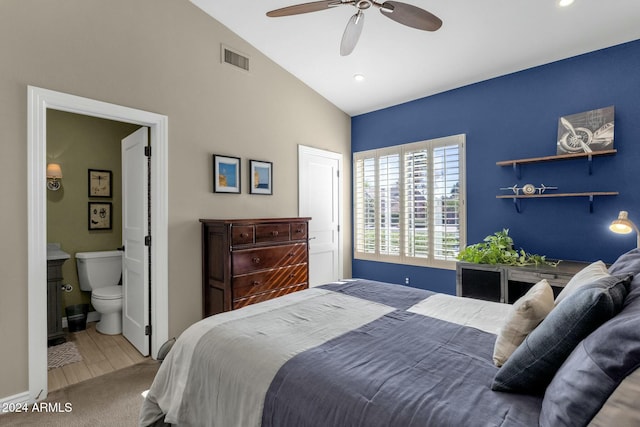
249,160,273,195
557,106,614,154
88,169,112,198
213,154,241,193
88,202,112,230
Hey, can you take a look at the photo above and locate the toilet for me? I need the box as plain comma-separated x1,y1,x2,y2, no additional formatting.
75,250,123,335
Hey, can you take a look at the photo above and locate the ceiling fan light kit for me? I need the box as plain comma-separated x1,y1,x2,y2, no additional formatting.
266,0,442,55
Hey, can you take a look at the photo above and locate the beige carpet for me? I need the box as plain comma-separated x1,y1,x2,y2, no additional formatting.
0,359,160,427
48,341,83,370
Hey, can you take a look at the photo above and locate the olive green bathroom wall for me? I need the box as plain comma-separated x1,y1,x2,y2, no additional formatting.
0,0,351,399
47,110,141,309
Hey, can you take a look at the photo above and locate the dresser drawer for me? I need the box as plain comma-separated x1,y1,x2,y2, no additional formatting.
255,223,291,244
232,243,307,276
233,283,308,309
233,264,308,299
231,225,254,246
290,222,308,241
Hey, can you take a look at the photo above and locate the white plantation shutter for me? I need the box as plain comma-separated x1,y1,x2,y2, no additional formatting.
404,146,429,258
433,143,461,262
379,153,400,256
354,155,376,254
353,134,465,269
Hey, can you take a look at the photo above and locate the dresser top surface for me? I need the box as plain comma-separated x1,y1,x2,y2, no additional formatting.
200,217,311,224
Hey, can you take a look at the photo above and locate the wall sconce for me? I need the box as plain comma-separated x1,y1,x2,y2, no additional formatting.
609,210,640,248
46,163,63,191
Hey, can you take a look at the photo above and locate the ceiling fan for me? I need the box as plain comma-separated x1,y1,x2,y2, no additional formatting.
266,0,443,56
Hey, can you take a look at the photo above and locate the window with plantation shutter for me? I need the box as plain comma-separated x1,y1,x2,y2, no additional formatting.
354,156,376,254
354,134,466,270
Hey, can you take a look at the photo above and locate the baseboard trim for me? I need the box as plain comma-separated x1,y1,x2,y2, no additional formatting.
0,391,31,412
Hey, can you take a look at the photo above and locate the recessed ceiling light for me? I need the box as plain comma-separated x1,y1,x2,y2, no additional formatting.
559,0,574,7
353,74,365,82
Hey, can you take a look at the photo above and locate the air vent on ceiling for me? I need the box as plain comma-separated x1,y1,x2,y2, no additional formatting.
221,45,250,72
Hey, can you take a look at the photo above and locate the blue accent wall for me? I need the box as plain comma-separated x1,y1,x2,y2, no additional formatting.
352,39,640,295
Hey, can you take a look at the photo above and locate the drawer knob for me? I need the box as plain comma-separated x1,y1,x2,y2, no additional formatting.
295,228,303,233
240,232,248,238
252,257,261,264
251,280,261,286
288,252,295,257
271,230,279,236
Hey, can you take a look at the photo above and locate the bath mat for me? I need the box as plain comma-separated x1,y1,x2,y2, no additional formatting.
48,341,82,370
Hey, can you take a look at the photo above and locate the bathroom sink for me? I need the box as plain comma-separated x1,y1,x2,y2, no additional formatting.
47,243,70,261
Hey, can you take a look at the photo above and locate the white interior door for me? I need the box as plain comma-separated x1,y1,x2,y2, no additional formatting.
298,145,343,286
121,127,149,356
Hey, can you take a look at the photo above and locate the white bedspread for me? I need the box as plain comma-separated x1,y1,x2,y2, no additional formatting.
408,293,511,334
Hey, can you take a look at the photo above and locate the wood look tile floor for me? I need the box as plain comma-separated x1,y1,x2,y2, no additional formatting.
48,321,148,392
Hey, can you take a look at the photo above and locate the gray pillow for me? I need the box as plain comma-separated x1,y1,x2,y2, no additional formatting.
539,249,640,427
491,274,631,394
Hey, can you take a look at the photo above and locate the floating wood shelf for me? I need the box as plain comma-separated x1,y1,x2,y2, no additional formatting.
497,149,617,178
496,191,619,213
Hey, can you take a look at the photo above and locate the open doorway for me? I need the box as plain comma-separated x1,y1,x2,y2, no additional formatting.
27,86,169,402
45,112,149,391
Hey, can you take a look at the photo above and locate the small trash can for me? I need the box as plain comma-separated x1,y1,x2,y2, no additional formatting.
65,304,89,332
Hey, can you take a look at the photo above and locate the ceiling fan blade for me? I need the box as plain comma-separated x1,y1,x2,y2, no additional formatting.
266,0,342,17
380,1,442,31
340,11,365,56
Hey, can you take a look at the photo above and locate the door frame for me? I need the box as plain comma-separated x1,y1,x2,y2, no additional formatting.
27,86,169,402
297,145,344,283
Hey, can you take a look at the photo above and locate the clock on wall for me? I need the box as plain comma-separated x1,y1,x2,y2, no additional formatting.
88,169,112,198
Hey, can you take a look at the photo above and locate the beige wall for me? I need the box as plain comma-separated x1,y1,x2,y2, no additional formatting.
47,110,142,308
0,0,351,398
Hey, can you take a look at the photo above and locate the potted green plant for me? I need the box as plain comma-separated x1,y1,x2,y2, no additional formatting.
457,229,558,266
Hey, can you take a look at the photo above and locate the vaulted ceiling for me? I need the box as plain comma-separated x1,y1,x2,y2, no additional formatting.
191,0,640,116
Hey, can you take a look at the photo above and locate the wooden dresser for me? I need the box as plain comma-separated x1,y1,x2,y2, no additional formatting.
200,217,311,317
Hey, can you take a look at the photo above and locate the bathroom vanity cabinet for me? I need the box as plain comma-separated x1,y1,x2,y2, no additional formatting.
47,259,66,344
200,217,311,318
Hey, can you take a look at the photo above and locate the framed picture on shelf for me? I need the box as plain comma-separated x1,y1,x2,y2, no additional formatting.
88,169,112,198
556,106,614,155
88,202,112,230
213,154,241,193
249,160,273,195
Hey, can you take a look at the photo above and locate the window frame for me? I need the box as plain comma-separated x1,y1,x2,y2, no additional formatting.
353,134,466,270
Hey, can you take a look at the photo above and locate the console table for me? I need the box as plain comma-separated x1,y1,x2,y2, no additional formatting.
456,260,592,304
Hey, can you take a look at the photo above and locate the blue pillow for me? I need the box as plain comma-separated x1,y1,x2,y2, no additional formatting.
539,249,640,427
491,274,631,394
608,247,640,306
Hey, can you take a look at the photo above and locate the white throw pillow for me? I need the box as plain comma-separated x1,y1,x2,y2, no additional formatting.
554,260,610,306
493,279,554,367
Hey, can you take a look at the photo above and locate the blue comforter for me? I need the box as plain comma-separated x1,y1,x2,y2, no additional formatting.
140,280,541,427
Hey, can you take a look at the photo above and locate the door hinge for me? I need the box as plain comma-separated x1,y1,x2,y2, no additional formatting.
145,146,151,157
145,235,151,246
336,170,340,178
337,224,340,232
145,325,152,336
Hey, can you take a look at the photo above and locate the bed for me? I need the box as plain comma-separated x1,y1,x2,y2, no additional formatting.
139,249,640,427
